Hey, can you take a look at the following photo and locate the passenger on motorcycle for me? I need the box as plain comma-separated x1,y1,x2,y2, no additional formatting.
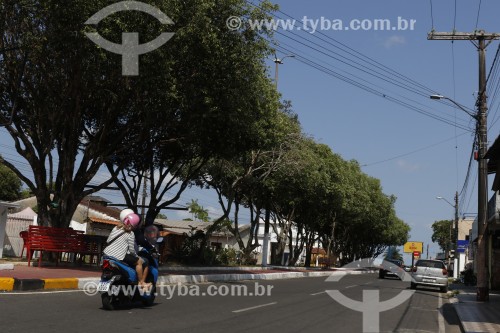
103,209,152,289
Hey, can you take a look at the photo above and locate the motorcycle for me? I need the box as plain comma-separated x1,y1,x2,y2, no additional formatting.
98,237,163,310
460,267,477,286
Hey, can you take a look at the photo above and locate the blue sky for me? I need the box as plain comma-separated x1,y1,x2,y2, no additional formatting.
263,0,499,263
1,0,499,264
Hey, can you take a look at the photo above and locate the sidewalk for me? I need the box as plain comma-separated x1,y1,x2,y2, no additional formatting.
450,283,500,333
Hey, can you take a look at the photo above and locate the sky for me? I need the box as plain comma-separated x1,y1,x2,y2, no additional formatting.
1,0,499,265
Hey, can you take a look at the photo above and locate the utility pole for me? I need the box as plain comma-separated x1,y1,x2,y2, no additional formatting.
273,54,295,88
262,54,295,267
454,191,459,279
141,170,149,225
429,30,500,301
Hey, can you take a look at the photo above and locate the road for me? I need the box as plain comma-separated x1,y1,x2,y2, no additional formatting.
0,273,461,333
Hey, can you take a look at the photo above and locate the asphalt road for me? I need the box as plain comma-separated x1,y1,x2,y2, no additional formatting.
0,273,461,333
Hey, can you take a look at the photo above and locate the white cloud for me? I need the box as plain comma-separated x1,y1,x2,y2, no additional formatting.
397,159,421,172
384,35,406,48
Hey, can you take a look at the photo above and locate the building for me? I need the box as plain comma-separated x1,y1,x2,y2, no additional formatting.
479,134,500,289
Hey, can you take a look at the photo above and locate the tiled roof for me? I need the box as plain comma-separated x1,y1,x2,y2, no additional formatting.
81,200,121,220
88,217,120,225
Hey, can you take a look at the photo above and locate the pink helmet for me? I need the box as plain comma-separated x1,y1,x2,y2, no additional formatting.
123,213,141,228
120,208,135,223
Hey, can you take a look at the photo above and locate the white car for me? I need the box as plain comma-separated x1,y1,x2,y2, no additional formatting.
410,259,449,293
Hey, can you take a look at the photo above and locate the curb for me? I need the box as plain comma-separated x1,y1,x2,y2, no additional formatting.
1,268,375,291
0,278,79,291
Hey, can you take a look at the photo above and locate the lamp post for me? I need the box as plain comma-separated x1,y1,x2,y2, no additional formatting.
431,93,489,300
261,54,295,267
274,54,295,89
436,192,459,278
430,94,477,118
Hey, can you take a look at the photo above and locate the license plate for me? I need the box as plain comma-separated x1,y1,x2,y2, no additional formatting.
97,281,111,292
423,278,435,283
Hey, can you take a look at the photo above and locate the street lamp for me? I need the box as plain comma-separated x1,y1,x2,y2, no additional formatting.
436,193,459,278
430,94,477,118
431,93,489,300
274,54,295,89
261,54,295,267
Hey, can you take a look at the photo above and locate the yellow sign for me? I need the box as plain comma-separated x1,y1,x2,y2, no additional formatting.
403,241,423,253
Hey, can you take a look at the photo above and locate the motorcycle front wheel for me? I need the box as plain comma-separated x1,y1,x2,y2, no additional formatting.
142,284,156,307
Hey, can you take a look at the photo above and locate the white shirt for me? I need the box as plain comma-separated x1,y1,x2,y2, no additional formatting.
103,226,139,260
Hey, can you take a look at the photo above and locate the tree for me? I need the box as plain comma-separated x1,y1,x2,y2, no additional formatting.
286,141,410,266
196,106,302,264
104,0,280,226
385,246,403,261
431,219,453,253
187,199,210,222
0,162,22,201
157,213,167,219
0,0,150,226
0,0,279,227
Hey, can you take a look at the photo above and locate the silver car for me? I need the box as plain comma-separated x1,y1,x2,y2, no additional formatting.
410,259,449,292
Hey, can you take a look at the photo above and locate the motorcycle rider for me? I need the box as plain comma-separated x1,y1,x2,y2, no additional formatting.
103,209,152,289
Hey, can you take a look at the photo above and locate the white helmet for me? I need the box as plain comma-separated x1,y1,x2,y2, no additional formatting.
120,208,135,223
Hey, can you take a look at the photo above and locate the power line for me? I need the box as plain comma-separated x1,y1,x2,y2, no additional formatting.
361,132,470,167
248,0,458,101
475,0,482,30
453,0,457,31
429,0,435,30
247,0,477,129
274,43,473,131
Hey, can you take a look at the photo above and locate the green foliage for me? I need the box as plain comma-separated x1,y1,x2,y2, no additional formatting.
432,220,453,253
385,246,403,261
176,230,238,266
0,163,22,201
177,230,206,265
1,1,410,263
0,0,280,227
216,248,238,266
187,199,210,222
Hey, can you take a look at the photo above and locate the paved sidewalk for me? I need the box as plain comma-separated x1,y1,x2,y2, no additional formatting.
450,284,500,333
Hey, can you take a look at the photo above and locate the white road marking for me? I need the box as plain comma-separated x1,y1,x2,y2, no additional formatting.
0,290,84,295
310,291,325,296
437,293,445,333
345,285,356,289
232,302,277,313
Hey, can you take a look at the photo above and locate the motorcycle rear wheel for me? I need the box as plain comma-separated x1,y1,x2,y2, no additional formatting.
101,293,118,310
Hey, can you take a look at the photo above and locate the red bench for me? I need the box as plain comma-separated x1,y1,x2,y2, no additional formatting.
25,225,88,267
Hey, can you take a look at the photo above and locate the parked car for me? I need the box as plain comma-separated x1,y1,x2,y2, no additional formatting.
379,259,404,279
410,259,448,292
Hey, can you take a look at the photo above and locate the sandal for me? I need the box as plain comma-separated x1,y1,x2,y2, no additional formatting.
140,282,152,291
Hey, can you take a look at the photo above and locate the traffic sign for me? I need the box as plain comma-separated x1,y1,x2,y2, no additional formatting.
413,251,420,257
404,241,423,253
